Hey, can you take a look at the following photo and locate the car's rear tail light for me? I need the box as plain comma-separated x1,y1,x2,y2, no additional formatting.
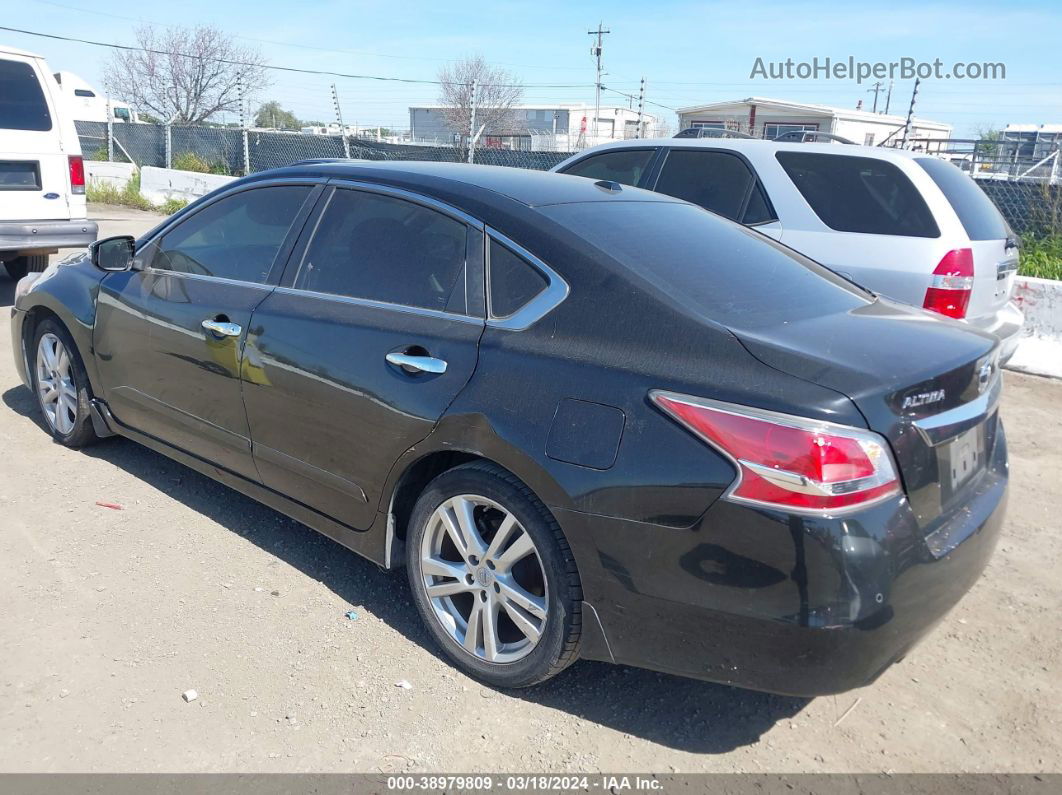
651,391,901,513
68,155,85,195
923,248,973,319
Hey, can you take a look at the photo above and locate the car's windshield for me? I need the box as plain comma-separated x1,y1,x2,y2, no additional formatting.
538,201,871,329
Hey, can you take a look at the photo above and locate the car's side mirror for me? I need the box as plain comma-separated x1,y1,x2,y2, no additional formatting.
90,236,136,272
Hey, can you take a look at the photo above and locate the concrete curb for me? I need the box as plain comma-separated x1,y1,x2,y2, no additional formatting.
1007,275,1062,379
139,166,236,205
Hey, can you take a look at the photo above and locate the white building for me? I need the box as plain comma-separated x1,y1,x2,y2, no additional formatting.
676,97,951,148
409,104,665,151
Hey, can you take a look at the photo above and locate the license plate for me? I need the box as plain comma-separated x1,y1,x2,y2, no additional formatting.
948,426,984,490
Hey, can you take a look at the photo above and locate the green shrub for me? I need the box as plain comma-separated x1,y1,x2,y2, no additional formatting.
1019,234,1062,281
170,151,212,173
159,198,189,215
85,172,153,212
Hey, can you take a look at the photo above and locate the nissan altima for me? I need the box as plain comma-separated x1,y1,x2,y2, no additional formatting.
9,161,1007,695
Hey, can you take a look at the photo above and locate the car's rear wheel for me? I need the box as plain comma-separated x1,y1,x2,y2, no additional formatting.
31,319,100,448
5,254,49,280
407,462,582,688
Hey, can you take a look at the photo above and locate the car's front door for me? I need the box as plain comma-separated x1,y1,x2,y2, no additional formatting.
93,181,319,480
240,183,484,529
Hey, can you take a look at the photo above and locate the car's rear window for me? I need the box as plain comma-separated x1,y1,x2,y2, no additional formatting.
915,157,1008,241
777,151,939,238
0,58,52,132
538,201,869,329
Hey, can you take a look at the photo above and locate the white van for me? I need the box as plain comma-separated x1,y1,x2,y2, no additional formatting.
1,45,98,281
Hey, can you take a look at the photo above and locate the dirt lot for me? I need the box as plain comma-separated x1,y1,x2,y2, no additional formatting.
1,206,1060,773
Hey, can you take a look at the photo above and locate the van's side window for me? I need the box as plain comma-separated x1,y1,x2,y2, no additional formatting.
0,58,52,132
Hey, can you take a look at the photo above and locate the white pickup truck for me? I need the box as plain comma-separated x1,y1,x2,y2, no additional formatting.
1,45,98,281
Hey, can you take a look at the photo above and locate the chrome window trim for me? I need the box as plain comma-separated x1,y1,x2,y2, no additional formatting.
271,285,484,327
325,178,485,231
485,228,569,332
139,269,275,290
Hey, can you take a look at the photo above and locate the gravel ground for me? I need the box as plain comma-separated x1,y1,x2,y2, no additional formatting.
0,206,1059,773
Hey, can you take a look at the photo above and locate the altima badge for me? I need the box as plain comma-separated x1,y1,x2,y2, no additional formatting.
902,390,946,410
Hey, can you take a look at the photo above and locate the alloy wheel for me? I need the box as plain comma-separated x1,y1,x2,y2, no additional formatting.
36,332,78,436
419,494,549,664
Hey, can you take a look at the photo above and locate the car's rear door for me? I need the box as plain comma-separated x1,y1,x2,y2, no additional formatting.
93,180,320,480
240,182,484,529
0,53,70,221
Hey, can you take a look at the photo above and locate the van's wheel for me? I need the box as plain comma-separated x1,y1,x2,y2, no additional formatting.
30,318,100,448
4,255,48,280
407,462,582,688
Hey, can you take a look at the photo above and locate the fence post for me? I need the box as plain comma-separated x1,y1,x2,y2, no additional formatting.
467,79,477,164
237,74,250,175
164,123,172,169
332,84,351,159
106,98,114,162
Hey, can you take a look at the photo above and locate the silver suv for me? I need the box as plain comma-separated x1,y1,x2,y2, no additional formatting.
553,138,1023,361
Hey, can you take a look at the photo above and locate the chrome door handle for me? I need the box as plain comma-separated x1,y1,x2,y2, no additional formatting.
386,352,448,374
201,319,242,337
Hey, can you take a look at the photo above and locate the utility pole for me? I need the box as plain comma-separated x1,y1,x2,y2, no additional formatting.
467,78,477,164
884,79,894,115
587,22,610,144
900,77,920,149
867,81,884,113
635,77,645,139
237,74,250,175
332,84,351,159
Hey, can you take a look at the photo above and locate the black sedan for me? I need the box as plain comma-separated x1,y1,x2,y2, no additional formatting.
9,162,1007,695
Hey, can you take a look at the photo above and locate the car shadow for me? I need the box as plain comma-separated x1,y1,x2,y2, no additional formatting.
1,274,16,310
1,385,809,753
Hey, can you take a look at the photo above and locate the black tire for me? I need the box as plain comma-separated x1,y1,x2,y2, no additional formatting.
5,254,49,280
407,461,582,688
29,318,101,448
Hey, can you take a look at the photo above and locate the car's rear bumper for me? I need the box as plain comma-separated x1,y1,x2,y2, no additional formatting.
969,301,1023,364
558,422,1007,696
0,219,99,253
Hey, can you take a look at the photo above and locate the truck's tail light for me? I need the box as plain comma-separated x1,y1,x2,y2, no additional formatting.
68,155,85,195
923,248,973,319
651,391,901,513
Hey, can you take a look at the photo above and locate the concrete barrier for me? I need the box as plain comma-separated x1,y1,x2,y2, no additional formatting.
1007,276,1062,379
86,160,136,189
139,166,235,205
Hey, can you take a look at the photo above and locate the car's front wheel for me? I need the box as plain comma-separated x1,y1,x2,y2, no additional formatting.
407,462,583,688
31,319,101,448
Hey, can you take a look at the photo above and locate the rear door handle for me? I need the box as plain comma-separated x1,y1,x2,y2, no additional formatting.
201,319,242,337
386,352,447,374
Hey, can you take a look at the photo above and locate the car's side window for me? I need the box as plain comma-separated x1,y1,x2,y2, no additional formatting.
295,188,468,313
560,149,656,187
653,150,772,223
489,239,548,318
149,185,312,283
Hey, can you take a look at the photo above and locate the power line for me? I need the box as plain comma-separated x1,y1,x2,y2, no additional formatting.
0,24,592,88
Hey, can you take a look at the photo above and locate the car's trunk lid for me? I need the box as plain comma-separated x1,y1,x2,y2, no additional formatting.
731,298,1001,529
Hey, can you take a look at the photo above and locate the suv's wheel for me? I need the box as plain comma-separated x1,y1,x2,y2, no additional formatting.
407,462,582,688
5,254,49,281
30,319,100,448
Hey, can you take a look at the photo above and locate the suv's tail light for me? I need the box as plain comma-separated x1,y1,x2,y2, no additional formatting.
923,248,973,319
68,155,85,195
651,391,901,513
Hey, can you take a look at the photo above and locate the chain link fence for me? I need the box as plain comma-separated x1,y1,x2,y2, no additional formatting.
76,121,573,175
977,180,1062,237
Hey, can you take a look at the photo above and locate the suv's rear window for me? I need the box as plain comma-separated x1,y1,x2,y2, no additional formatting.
915,157,1008,241
777,151,939,238
0,58,52,132
538,201,869,330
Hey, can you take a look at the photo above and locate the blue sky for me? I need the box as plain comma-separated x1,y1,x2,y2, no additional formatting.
3,0,1061,136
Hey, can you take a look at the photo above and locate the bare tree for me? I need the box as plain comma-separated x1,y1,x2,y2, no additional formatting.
436,57,523,153
104,25,269,125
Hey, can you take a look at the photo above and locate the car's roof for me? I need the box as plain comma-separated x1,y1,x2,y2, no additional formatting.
563,136,924,164
263,160,681,209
